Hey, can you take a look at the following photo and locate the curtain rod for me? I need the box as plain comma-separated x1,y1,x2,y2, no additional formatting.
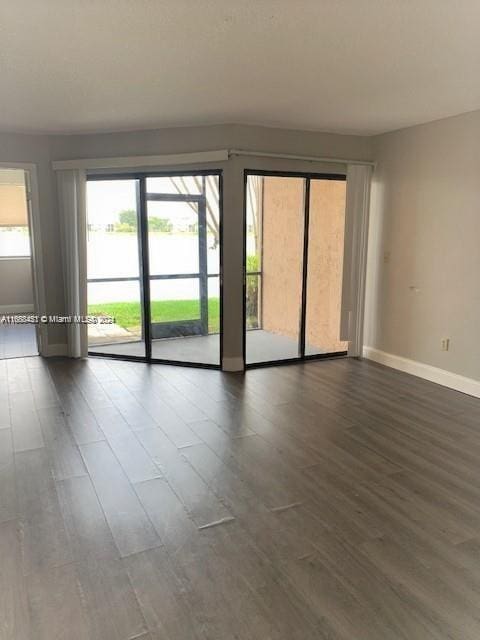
51,148,375,171
52,150,229,171
228,149,375,167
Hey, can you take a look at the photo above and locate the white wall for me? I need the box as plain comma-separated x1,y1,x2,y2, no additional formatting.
48,123,372,161
365,109,480,382
0,258,34,311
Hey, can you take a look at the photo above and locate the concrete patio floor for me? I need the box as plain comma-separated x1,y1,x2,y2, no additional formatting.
89,329,330,365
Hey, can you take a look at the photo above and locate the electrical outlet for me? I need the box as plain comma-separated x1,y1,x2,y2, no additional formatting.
441,338,450,351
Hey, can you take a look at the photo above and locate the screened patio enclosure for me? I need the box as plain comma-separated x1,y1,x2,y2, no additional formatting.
86,172,221,367
76,155,371,371
244,172,348,366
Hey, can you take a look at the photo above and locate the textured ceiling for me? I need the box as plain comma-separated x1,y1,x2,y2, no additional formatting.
0,0,479,135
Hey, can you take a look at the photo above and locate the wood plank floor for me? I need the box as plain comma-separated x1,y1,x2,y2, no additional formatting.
2,355,480,639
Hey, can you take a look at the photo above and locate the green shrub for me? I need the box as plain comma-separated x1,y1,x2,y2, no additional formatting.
246,254,260,329
149,217,173,232
113,222,135,233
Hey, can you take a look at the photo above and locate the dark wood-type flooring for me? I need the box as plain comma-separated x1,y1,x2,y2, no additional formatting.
2,354,480,639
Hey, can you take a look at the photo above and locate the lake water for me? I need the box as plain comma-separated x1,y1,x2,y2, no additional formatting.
88,232,220,304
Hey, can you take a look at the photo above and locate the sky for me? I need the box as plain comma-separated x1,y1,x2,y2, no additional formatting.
86,177,204,225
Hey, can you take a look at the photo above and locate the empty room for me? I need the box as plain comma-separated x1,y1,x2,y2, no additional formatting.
1,1,479,639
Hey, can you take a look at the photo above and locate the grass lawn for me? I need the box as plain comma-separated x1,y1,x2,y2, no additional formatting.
88,298,220,333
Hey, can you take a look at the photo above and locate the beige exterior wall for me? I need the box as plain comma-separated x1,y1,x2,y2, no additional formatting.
262,177,304,340
261,176,347,352
305,179,348,352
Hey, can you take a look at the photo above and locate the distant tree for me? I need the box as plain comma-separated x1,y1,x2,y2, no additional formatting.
113,222,135,233
118,209,137,228
149,217,173,232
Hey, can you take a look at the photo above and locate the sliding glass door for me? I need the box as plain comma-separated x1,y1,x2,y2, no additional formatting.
86,179,145,357
244,171,347,366
87,172,221,367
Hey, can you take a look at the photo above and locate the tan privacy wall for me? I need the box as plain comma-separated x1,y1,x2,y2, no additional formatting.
262,177,304,341
305,179,348,352
262,176,347,352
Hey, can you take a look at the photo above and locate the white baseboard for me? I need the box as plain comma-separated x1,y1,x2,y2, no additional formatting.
222,356,244,372
0,304,34,314
43,343,68,357
363,346,480,399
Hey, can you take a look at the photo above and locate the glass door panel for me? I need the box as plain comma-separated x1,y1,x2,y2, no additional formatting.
147,199,204,342
245,175,305,364
87,172,221,367
145,173,220,365
244,172,348,368
146,175,202,195
305,178,348,356
86,179,145,357
147,201,200,276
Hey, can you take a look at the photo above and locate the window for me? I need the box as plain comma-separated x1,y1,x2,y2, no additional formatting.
0,169,30,257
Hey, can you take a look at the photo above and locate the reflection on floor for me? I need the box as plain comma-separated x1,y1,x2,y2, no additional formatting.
0,322,38,359
89,329,334,365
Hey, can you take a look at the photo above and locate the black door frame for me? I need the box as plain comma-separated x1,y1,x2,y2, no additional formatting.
87,169,223,369
146,191,208,340
242,169,348,369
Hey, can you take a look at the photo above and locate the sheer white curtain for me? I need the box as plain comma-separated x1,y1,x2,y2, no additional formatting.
340,164,372,355
57,169,88,358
